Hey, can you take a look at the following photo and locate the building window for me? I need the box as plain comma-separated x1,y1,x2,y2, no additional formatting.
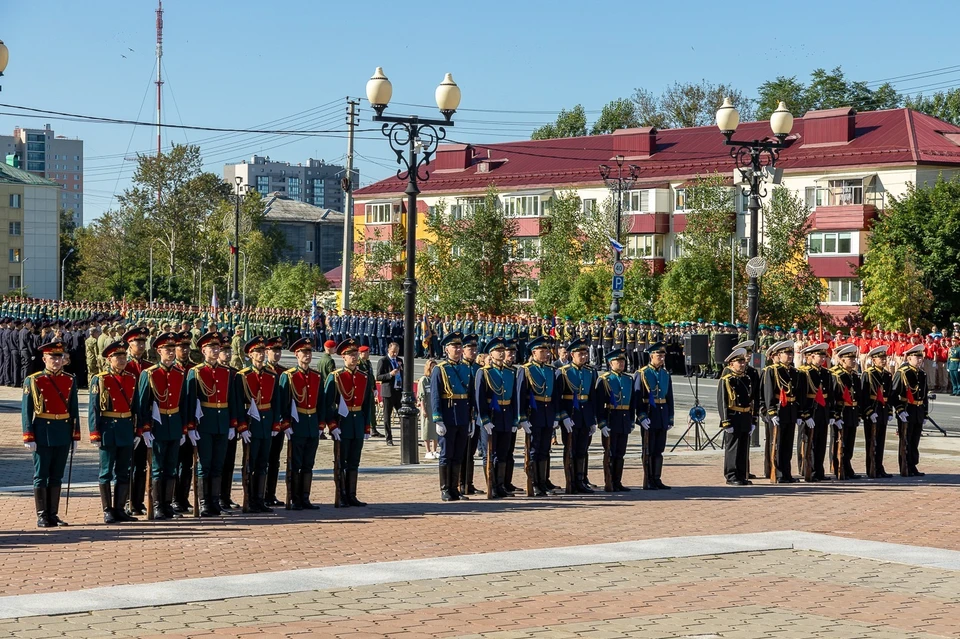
75,155,80,161
365,203,395,224
73,184,79,190
256,176,270,195
27,133,44,142
827,278,862,304
807,179,864,208
27,142,45,152
511,237,540,261
27,162,45,172
673,234,686,259
624,234,663,259
312,178,325,206
516,278,538,302
9,222,21,236
808,231,853,255
582,198,597,218
503,195,542,217
9,275,21,290
306,240,314,252
288,177,301,200
623,190,649,213
9,194,21,208
9,248,21,263
674,188,687,211
450,197,484,221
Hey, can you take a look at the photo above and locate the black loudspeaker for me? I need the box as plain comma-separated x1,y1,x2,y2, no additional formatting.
684,334,709,366
713,333,738,365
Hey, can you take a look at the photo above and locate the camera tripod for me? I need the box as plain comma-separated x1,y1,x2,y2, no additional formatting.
670,374,715,451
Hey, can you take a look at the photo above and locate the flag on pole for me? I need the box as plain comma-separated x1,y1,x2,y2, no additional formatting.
311,295,318,324
211,286,219,321
608,237,624,253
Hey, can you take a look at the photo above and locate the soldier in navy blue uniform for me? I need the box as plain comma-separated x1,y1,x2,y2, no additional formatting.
518,336,560,497
459,334,484,495
476,337,518,498
431,332,477,501
377,312,389,356
555,339,597,493
635,342,674,489
596,348,635,491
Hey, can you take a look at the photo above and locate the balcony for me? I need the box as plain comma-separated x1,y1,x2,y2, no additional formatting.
808,183,880,230
626,212,669,234
807,255,863,278
810,205,878,231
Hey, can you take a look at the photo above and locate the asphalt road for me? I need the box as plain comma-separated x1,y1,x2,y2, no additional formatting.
286,353,960,434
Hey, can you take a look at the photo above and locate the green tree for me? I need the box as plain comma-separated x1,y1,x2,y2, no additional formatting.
351,229,404,312
860,249,932,330
759,186,824,326
756,76,809,120
905,88,960,126
620,259,661,321
565,266,612,319
756,67,901,119
590,98,640,135
632,81,755,129
683,173,736,261
535,190,586,315
531,105,587,140
656,254,729,321
59,208,81,299
258,261,330,309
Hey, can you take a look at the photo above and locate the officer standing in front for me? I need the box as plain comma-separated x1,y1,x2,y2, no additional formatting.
635,342,674,490
555,338,597,494
861,345,894,479
89,340,140,523
893,343,928,477
517,336,560,497
431,332,476,501
235,336,280,513
761,340,800,483
797,343,831,482
476,337,518,499
596,348,635,491
718,347,754,486
460,334,484,496
22,340,80,528
278,337,323,510
830,344,862,480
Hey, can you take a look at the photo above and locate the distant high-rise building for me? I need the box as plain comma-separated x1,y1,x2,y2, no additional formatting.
224,155,357,212
0,124,84,226
0,162,62,298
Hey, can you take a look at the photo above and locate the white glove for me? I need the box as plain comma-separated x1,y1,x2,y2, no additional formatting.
180,435,186,446
143,431,155,448
271,429,279,437
887,414,894,423
836,419,844,430
795,419,803,427
188,429,200,446
640,418,651,430
805,418,815,429
330,428,341,441
828,418,835,427
552,421,560,431
240,429,251,443
870,413,878,423
601,426,610,438
750,423,756,435
25,442,36,451
228,427,236,441
521,421,532,434
772,416,780,427
284,427,293,441
72,440,79,453
898,411,909,421
589,423,597,436
483,422,493,436
724,427,734,434
511,425,518,433
364,432,371,440
436,422,447,437
468,423,475,437
133,436,142,449
563,417,574,433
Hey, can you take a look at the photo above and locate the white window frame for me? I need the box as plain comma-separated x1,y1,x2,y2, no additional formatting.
808,231,853,256
622,190,649,213
674,188,687,212
9,221,21,236
511,237,540,261
582,198,597,218
826,278,862,304
624,234,664,259
364,240,392,262
9,194,21,208
365,202,394,224
305,240,314,252
450,196,484,221
503,194,543,218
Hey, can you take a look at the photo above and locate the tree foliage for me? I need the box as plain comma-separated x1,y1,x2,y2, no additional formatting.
531,105,587,140
258,261,330,309
351,228,404,312
632,80,755,129
860,248,932,330
60,208,81,299
656,254,730,321
590,98,641,135
756,67,901,119
905,89,960,126
535,190,588,315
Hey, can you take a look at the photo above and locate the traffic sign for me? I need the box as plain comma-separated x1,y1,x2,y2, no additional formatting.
612,275,624,291
612,289,624,299
613,261,625,276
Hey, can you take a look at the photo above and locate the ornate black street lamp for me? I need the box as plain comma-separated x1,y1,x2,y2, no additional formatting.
366,67,461,465
599,156,639,321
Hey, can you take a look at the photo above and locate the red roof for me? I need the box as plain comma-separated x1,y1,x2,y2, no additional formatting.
354,108,960,198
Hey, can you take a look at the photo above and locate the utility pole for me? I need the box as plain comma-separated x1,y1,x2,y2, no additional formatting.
340,98,358,311
155,0,163,208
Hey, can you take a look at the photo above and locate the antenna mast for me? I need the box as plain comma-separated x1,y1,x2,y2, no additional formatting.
155,0,163,207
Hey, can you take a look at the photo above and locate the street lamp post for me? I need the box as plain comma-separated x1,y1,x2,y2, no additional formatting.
0,39,8,92
239,250,249,307
231,176,245,308
20,256,30,294
716,99,794,446
366,67,461,465
599,156,639,321
60,248,74,300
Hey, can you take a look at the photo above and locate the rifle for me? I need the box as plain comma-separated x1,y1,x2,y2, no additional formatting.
64,440,75,517
241,440,250,513
523,430,533,497
333,438,342,508
192,447,200,519
485,428,494,499
601,431,612,492
146,446,154,520
641,428,651,490
563,425,575,495
284,439,293,510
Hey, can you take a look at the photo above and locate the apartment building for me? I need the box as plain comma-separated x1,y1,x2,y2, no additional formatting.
224,155,358,212
0,124,84,226
261,193,344,273
0,161,61,298
353,107,960,320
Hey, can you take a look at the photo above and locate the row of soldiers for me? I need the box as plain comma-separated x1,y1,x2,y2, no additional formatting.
22,326,376,528
716,338,930,486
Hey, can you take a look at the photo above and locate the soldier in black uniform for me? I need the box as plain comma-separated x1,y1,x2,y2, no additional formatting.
830,344,862,480
861,346,894,478
718,347,755,485
893,343,928,477
761,340,800,483
796,343,831,482
625,320,638,373
601,319,614,368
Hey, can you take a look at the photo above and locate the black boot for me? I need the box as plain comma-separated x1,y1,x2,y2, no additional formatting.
532,461,548,497
174,471,192,513
218,473,235,513
47,484,68,526
576,459,594,493
114,482,138,522
654,458,670,490
450,464,466,500
200,478,217,517
505,457,518,492
543,456,558,491
440,465,452,501
210,477,227,515
264,469,282,507
614,459,631,492
346,470,366,507
164,478,180,518
338,469,350,507
151,480,168,520
495,463,509,498
129,474,147,516
254,474,272,513
35,487,53,528
465,461,483,495
99,483,116,524
301,471,320,509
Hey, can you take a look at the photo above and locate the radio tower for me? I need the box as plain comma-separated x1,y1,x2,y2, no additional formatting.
155,0,163,207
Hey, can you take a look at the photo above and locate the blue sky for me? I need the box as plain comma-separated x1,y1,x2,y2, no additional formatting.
0,0,952,223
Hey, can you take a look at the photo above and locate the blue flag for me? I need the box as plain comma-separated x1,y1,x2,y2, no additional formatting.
608,236,624,253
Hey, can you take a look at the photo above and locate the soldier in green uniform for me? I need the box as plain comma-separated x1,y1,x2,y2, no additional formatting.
278,337,323,510
315,339,338,385
947,337,960,396
172,331,196,513
322,338,374,507
89,341,141,524
137,332,188,520
85,326,101,386
22,340,80,528
235,336,281,513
